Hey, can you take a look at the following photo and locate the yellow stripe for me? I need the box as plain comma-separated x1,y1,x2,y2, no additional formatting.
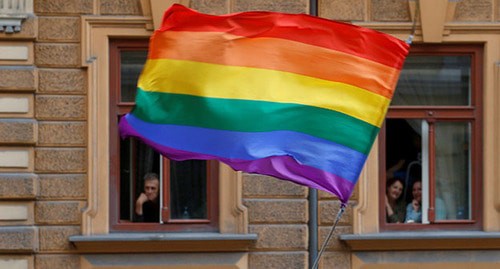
138,59,390,127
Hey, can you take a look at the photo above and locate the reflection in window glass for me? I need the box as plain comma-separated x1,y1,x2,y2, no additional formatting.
434,122,471,220
393,56,471,106
120,50,148,102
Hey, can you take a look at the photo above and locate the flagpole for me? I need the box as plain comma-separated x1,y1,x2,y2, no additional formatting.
311,203,346,269
406,0,420,45
308,1,320,268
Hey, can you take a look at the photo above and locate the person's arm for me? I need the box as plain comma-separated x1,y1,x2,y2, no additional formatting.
133,193,148,222
385,195,399,223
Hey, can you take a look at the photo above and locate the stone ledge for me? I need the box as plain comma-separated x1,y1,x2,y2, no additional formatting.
70,233,257,253
340,231,500,251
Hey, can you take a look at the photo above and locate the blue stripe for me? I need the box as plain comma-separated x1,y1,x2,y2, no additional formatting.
125,114,367,183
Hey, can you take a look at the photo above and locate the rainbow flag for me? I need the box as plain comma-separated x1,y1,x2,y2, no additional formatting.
119,4,409,203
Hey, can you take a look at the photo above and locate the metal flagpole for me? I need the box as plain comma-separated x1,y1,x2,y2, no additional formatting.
310,1,418,268
406,0,420,45
311,203,346,269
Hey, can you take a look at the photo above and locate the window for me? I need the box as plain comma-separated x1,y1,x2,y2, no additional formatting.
109,39,219,232
380,44,483,230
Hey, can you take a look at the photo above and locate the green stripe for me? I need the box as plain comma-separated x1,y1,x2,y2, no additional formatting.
132,88,379,154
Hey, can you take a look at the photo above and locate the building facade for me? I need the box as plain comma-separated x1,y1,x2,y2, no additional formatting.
0,0,499,268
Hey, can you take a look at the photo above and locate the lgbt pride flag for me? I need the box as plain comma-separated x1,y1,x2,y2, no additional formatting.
119,4,409,203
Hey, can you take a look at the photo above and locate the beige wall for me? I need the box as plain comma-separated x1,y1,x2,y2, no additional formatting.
0,0,499,268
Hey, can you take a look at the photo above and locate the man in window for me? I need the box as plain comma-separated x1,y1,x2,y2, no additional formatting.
134,173,160,222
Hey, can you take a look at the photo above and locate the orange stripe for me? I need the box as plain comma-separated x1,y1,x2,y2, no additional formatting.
149,31,401,99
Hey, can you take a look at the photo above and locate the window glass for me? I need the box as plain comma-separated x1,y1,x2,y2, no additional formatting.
393,55,471,106
109,40,218,231
169,160,207,220
381,45,481,230
120,50,148,102
434,122,471,221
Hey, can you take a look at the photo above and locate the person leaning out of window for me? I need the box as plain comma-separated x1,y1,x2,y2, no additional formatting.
134,173,160,222
385,177,406,223
405,180,422,223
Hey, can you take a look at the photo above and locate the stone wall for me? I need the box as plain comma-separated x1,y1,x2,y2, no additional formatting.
0,0,499,269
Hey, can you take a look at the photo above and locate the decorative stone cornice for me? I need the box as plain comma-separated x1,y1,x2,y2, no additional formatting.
0,0,33,33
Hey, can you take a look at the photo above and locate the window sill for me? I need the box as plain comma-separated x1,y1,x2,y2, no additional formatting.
69,233,258,253
340,231,500,251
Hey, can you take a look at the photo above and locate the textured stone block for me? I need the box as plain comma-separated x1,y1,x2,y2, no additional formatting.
319,0,365,21
233,0,307,13
371,0,410,22
35,95,85,120
243,174,307,198
0,174,37,199
0,227,37,253
0,119,37,145
319,187,358,200
38,69,86,94
454,0,492,21
38,122,85,146
249,251,307,269
38,174,86,200
38,17,80,42
249,224,307,250
244,199,308,224
191,0,229,14
35,148,86,173
320,251,350,269
35,201,81,225
35,44,80,68
35,0,93,14
36,255,79,269
39,226,79,251
0,67,36,91
100,0,142,15
318,200,353,226
318,226,351,251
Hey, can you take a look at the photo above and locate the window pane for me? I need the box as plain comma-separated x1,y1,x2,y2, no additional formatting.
434,122,471,220
392,56,471,106
120,137,160,222
385,119,423,224
120,50,148,102
170,160,207,219
386,119,422,193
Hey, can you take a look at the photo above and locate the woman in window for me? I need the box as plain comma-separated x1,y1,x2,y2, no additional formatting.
405,180,422,223
385,177,406,223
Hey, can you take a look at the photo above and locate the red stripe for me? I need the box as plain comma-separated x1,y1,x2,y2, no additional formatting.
158,4,409,69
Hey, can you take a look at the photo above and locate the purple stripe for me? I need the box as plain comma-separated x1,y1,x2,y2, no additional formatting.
122,113,366,183
120,116,355,203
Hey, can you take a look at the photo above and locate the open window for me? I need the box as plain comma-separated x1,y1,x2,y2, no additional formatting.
109,39,219,232
380,44,483,230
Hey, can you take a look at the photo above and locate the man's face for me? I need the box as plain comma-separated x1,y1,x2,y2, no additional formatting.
144,179,159,201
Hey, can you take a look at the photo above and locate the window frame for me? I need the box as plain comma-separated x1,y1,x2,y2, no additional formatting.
378,44,483,231
108,39,219,232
